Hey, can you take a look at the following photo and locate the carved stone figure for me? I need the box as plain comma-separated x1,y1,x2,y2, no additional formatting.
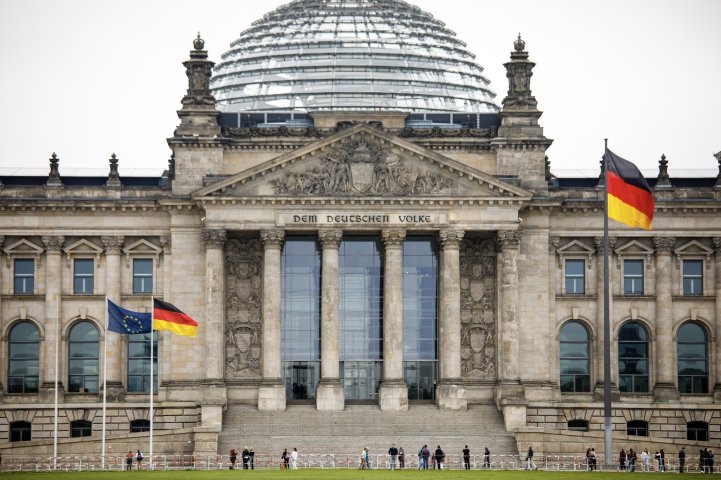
459,238,497,379
224,238,264,379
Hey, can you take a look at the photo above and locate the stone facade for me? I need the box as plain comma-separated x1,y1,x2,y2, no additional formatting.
0,34,719,458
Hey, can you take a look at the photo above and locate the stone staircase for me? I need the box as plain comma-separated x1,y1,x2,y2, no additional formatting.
218,403,519,458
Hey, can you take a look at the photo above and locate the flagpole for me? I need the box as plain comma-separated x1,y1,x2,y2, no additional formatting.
102,296,108,468
603,139,612,466
149,295,154,467
53,294,59,469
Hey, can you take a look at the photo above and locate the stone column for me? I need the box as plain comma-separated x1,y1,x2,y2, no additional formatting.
316,229,344,411
200,229,227,426
437,229,467,411
101,235,125,401
654,236,679,400
548,237,560,391
593,236,619,401
258,229,285,411
39,236,64,402
714,238,721,401
378,229,408,411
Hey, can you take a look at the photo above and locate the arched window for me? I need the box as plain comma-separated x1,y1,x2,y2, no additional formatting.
560,322,590,393
8,322,40,393
10,421,31,442
567,420,589,432
128,332,158,393
627,420,648,436
678,323,708,394
70,420,92,438
130,419,150,433
687,421,708,441
68,322,99,393
618,322,649,393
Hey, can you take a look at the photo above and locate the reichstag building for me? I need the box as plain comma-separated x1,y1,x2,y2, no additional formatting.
1,0,720,457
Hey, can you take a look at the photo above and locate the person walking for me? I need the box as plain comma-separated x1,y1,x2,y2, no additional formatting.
630,449,637,472
435,446,445,470
484,447,491,468
282,448,289,469
660,449,666,473
291,447,298,470
242,446,250,470
679,447,686,473
709,450,714,474
642,449,650,472
250,448,255,470
525,446,537,471
399,446,405,469
126,451,134,471
421,445,430,470
417,447,423,470
590,448,597,471
699,450,705,474
229,448,237,470
360,448,367,469
136,450,144,470
656,451,661,472
462,445,471,470
388,443,398,470
620,449,627,471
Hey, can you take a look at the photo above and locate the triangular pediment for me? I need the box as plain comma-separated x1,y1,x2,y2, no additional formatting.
557,239,595,255
64,239,103,255
674,240,714,267
3,239,44,268
192,124,532,199
615,240,654,255
122,239,162,268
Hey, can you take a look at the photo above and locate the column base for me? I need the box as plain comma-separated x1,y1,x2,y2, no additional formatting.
378,379,409,411
593,382,621,402
316,379,345,411
193,426,221,456
437,379,467,411
97,381,124,402
500,398,529,430
39,382,65,403
653,382,680,402
496,379,525,406
258,378,286,411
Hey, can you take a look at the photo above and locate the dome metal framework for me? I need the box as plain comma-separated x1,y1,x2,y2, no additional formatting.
211,0,499,113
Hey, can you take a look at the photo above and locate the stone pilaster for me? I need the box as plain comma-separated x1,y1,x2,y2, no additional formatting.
593,236,620,401
159,236,172,398
200,229,227,424
713,238,721,401
101,235,125,401
40,236,64,402
316,229,344,411
436,229,467,411
258,229,285,411
548,237,560,391
378,229,408,411
654,236,679,401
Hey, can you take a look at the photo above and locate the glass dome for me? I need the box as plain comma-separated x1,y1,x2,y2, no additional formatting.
211,0,499,113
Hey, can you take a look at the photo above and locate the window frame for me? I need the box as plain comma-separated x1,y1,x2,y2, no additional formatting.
127,331,158,394
627,420,649,437
618,322,650,394
130,419,150,433
687,421,708,441
70,420,93,438
559,321,591,393
567,420,589,432
9,421,32,442
622,259,644,295
7,321,40,394
13,258,35,295
132,258,154,294
682,259,704,296
73,258,95,294
677,322,709,394
68,321,100,393
564,259,586,295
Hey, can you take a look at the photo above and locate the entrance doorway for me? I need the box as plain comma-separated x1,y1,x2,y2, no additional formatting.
340,361,383,399
403,361,437,399
282,361,320,400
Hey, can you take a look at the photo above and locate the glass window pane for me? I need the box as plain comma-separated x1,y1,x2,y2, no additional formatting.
14,259,34,275
624,260,643,277
560,322,588,341
678,323,706,342
560,342,589,358
574,376,590,392
69,322,99,341
619,323,648,341
560,359,589,375
128,376,143,392
619,343,647,358
9,322,39,341
74,259,94,275
565,260,584,276
9,342,39,359
69,342,98,358
634,376,649,393
560,376,574,392
683,260,703,277
133,259,153,275
678,343,707,359
24,377,39,393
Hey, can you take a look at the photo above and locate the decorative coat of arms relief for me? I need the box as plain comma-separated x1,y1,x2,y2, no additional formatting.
460,238,498,379
224,238,263,378
269,136,452,196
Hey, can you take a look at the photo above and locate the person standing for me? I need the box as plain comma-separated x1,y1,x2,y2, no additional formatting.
360,448,367,469
660,449,666,473
620,449,627,471
629,449,637,472
525,446,536,471
282,448,289,469
709,449,714,474
229,448,237,470
641,449,650,472
136,450,143,470
655,450,661,472
388,443,398,470
484,447,491,469
249,448,255,470
435,446,445,470
291,447,298,470
462,445,471,470
590,448,596,471
399,446,405,469
241,446,250,470
679,447,685,473
421,445,430,470
126,451,134,471
293,383,299,399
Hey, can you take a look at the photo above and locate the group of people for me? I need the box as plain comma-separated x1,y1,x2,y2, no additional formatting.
291,383,307,400
228,446,256,470
612,447,715,473
124,450,144,470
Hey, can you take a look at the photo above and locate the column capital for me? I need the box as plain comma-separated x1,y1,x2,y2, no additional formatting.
260,229,285,249
202,228,227,250
437,229,464,249
381,229,406,249
495,230,522,250
593,236,617,253
318,229,343,250
160,235,172,254
42,236,65,254
653,236,676,254
548,236,560,254
712,237,721,252
102,235,125,254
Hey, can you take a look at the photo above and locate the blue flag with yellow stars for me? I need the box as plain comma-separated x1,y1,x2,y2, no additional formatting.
107,299,151,334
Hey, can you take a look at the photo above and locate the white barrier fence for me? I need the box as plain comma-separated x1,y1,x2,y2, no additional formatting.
0,454,717,472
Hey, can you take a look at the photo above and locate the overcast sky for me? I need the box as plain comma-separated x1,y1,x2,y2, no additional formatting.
0,0,719,175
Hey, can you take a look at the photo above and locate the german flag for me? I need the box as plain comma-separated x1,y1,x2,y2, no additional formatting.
153,299,198,337
606,149,654,230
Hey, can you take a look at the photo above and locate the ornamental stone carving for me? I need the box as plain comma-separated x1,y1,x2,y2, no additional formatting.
107,153,121,187
460,238,497,379
380,229,406,249
594,236,618,253
713,237,721,252
269,136,452,196
437,229,465,249
224,238,264,379
102,236,125,254
160,236,172,253
42,236,65,254
495,230,522,250
549,236,560,254
654,237,676,254
260,230,285,249
318,229,343,249
202,229,227,250
47,153,62,186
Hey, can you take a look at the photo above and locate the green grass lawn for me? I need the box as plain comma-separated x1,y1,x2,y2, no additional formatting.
0,471,672,480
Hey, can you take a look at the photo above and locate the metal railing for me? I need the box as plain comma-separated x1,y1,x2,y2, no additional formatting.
219,423,509,437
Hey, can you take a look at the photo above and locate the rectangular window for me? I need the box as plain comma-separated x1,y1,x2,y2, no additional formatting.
565,260,585,294
74,259,94,294
623,260,644,295
133,259,153,294
14,259,34,294
683,260,703,295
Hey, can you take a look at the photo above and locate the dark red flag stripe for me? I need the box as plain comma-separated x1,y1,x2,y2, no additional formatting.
607,171,655,219
154,308,198,326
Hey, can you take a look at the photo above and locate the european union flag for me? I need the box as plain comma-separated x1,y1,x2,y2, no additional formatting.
107,299,151,334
